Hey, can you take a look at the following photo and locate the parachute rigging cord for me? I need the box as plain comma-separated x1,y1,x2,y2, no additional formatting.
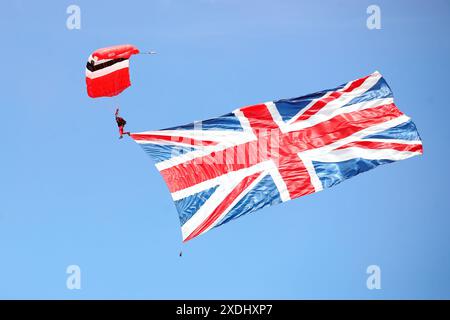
139,51,157,55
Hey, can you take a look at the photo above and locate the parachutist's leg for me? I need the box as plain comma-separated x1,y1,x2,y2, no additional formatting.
119,126,124,138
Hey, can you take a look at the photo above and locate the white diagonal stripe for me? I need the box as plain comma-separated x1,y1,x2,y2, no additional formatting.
311,147,422,163
197,170,269,238
85,60,129,79
299,155,323,192
286,71,382,126
180,162,271,240
287,97,393,132
299,115,412,159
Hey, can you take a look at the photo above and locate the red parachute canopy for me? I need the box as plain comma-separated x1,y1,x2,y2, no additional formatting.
86,44,140,98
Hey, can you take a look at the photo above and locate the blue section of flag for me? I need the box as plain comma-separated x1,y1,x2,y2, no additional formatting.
274,84,345,122
175,185,218,226
274,77,393,122
344,77,393,107
313,158,394,189
162,112,244,131
363,120,422,141
214,174,282,228
140,144,196,163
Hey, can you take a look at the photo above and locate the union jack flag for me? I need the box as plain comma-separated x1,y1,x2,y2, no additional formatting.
131,71,423,242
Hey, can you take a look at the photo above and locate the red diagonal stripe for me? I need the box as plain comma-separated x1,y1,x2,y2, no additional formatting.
183,172,262,242
336,140,423,153
293,74,371,123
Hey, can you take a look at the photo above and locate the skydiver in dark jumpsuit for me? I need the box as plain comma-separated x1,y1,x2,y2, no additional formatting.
115,107,130,139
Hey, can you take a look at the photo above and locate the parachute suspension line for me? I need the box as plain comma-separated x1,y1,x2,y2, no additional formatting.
179,241,187,257
138,51,157,55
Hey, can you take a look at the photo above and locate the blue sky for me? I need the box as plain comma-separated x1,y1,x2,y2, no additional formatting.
1,0,449,299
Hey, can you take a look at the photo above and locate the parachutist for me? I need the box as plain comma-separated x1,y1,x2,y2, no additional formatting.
115,107,130,139
179,250,183,257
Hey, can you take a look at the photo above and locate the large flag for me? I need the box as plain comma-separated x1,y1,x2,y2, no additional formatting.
131,71,423,242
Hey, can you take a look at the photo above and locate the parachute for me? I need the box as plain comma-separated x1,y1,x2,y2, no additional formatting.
85,44,140,98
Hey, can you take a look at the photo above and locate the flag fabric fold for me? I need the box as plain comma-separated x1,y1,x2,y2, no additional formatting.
131,71,423,242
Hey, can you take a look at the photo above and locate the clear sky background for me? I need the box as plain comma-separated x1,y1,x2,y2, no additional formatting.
1,0,449,299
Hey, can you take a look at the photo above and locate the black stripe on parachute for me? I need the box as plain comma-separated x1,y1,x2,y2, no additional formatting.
86,57,128,72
